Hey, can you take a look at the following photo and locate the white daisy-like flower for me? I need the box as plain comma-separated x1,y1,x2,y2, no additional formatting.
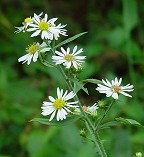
52,46,86,69
74,103,98,116
27,13,67,40
41,88,78,121
15,12,43,34
96,77,134,99
86,103,99,116
18,42,50,65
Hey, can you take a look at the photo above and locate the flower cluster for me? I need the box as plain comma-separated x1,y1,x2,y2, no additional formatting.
15,12,67,40
16,12,134,122
16,13,86,69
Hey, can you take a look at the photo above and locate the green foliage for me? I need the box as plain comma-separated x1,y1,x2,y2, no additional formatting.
31,116,81,126
0,0,144,156
55,32,87,49
115,117,144,128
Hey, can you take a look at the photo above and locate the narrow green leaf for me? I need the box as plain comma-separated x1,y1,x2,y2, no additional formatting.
30,116,81,126
70,78,89,94
82,79,102,85
55,32,87,49
122,0,138,32
99,121,121,130
115,117,144,128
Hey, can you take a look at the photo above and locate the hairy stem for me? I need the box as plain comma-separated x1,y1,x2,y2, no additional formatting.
95,99,115,131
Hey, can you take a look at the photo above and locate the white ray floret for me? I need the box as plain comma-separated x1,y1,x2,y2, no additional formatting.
96,77,134,99
74,103,98,116
18,42,50,65
27,13,67,40
15,12,43,33
52,46,86,69
41,88,78,121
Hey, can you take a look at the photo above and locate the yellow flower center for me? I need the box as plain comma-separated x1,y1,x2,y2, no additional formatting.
24,17,32,25
64,54,75,62
82,105,88,112
111,85,121,93
53,98,65,109
26,43,40,54
39,21,49,30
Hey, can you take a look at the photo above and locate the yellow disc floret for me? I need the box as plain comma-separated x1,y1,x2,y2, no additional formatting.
23,17,32,25
39,21,49,30
26,43,40,54
64,54,75,62
53,98,65,109
111,85,121,93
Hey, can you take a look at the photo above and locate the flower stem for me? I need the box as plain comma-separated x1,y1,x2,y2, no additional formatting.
95,99,115,131
42,43,107,157
85,121,107,157
57,65,107,157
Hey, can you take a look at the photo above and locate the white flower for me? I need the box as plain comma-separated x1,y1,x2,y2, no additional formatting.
135,152,142,157
87,103,99,116
18,42,50,65
52,46,86,69
74,103,98,116
27,13,67,40
96,77,134,99
41,88,78,121
15,12,43,34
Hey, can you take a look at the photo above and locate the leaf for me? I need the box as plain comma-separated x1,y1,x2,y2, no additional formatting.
99,121,122,130
30,116,81,126
70,78,89,94
122,0,138,32
115,117,144,128
55,32,87,49
82,79,102,85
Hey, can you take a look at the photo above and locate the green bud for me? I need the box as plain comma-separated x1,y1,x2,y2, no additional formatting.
97,100,105,108
80,129,86,138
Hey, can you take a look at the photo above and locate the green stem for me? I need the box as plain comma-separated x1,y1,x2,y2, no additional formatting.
95,99,115,131
41,42,107,157
85,121,107,157
57,64,107,157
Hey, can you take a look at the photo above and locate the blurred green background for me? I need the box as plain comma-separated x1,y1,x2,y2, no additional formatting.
0,0,144,157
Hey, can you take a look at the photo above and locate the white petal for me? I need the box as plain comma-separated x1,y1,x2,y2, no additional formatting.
64,91,75,101
18,53,30,62
55,50,64,56
27,27,38,32
33,52,38,62
27,54,33,65
120,91,132,97
49,96,55,102
66,61,71,68
73,61,78,69
41,107,55,116
44,14,48,22
61,47,66,55
73,46,77,53
106,91,113,97
67,47,70,54
73,48,83,55
31,30,41,37
57,88,61,99
118,78,122,86
49,110,56,121
112,93,118,99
